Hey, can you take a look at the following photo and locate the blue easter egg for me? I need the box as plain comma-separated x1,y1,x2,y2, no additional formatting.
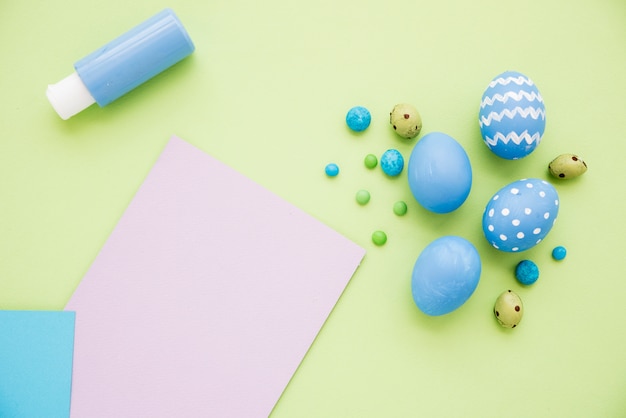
482,178,559,252
407,132,472,213
411,236,482,316
479,71,546,159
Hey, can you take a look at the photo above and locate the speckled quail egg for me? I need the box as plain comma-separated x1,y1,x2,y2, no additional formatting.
494,290,523,328
390,103,422,139
548,153,587,179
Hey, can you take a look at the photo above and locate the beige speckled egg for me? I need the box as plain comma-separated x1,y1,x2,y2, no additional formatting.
390,103,422,139
494,290,523,328
548,153,588,179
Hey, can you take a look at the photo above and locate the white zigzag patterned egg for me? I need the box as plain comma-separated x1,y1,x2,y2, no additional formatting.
482,178,559,252
479,71,546,160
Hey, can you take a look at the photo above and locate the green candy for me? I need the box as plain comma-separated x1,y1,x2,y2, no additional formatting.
393,201,408,216
548,153,588,179
372,230,387,246
364,154,378,169
356,189,371,205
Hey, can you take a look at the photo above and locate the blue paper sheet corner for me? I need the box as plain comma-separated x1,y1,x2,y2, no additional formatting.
0,310,75,418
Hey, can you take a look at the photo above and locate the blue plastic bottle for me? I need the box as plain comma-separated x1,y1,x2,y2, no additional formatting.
47,9,195,119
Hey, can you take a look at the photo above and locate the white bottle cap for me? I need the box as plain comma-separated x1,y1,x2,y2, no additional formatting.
46,72,96,120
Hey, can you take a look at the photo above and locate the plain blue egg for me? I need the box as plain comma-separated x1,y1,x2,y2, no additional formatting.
407,132,472,213
411,236,482,316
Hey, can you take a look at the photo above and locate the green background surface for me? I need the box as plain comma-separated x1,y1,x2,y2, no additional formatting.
1,0,625,416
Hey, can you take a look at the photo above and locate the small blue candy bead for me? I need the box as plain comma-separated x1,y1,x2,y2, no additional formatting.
552,246,567,261
515,260,539,285
346,106,371,132
325,163,339,177
380,149,404,177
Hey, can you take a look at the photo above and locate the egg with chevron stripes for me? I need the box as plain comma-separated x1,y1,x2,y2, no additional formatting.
478,71,546,159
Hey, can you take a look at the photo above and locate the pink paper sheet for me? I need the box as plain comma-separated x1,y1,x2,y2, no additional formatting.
65,136,365,417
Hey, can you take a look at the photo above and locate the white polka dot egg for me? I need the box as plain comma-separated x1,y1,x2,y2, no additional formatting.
479,71,546,160
482,178,559,252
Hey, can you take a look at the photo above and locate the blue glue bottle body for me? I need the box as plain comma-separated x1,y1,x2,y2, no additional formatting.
47,8,195,120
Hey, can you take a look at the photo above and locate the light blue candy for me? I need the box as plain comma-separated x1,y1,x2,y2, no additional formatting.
552,246,567,260
345,106,371,132
380,149,404,177
411,236,482,316
407,132,472,213
325,163,339,177
515,260,539,285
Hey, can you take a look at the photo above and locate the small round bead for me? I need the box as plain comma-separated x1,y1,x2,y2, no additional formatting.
364,154,378,169
380,149,404,177
346,106,371,132
372,230,387,246
515,260,539,285
356,189,371,205
393,201,408,216
552,246,567,261
325,163,339,177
